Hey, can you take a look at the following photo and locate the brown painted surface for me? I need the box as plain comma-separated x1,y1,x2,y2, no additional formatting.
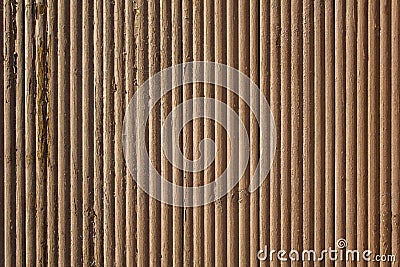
1,1,399,266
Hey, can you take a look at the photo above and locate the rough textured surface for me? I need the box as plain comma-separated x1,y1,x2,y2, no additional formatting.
1,0,399,266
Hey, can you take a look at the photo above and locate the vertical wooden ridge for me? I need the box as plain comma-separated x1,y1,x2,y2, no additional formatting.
4,0,17,264
182,0,193,265
357,0,369,257
114,0,125,264
124,0,137,264
249,0,259,265
103,0,115,263
0,0,5,261
270,0,281,266
57,0,71,262
314,0,325,260
303,1,314,265
46,0,58,263
82,0,95,265
93,0,104,263
135,0,149,265
148,0,161,265
161,0,173,266
26,0,37,264
280,0,291,265
172,0,183,265
204,0,215,265
238,0,250,265
368,0,381,258
345,1,357,265
380,1,392,265
35,0,48,263
214,0,227,265
392,0,400,261
227,0,239,265
325,1,335,265
335,2,346,267
16,0,26,264
192,0,204,265
291,1,303,265
70,0,83,263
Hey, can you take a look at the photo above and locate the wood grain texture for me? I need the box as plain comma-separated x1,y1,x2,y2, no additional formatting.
325,1,335,266
93,0,104,263
148,0,161,265
46,0,58,264
182,0,193,265
103,0,115,264
357,0,369,260
270,0,281,266
57,0,72,264
280,0,291,265
160,0,173,266
82,0,95,265
392,0,400,262
0,0,4,262
204,0,215,265
135,0,149,265
314,0,325,260
114,0,125,264
249,0,259,265
172,0,183,266
4,0,16,265
238,0,250,265
70,0,83,263
302,1,314,266
0,2,398,266
345,1,357,266
214,1,227,265
125,0,137,265
193,0,205,266
227,0,239,266
380,2,392,266
16,0,26,265
26,0,37,264
335,6,346,267
368,0,381,259
291,1,303,265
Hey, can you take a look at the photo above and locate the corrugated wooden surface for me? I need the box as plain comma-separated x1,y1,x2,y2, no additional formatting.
1,0,399,266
